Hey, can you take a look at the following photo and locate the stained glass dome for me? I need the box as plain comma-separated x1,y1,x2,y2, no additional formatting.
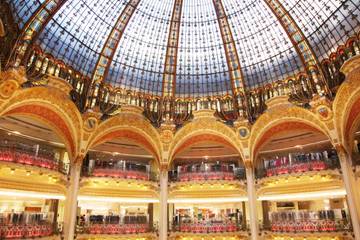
7,0,360,98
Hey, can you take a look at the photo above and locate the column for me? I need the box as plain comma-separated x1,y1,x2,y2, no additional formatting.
63,159,82,240
148,203,154,230
159,169,168,240
262,201,270,230
246,166,260,240
336,145,360,239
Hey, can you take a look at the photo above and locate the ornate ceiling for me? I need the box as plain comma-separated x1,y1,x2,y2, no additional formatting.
7,0,360,97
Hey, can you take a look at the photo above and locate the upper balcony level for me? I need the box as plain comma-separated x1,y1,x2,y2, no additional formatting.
0,127,69,176
79,146,159,199
256,149,340,179
169,162,245,183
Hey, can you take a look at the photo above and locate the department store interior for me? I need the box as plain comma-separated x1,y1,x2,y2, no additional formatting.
0,0,360,239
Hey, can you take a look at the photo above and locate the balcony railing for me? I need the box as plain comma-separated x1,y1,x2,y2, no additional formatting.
0,223,57,239
82,168,159,182
262,219,351,233
256,153,340,179
0,212,57,239
79,223,154,235
0,144,68,175
172,221,246,234
169,167,246,182
262,209,352,233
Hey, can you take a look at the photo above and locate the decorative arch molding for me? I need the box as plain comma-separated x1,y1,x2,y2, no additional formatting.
85,112,162,164
0,86,83,161
333,56,360,150
249,105,333,164
168,118,245,165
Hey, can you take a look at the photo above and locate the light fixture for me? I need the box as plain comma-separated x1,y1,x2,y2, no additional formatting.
0,189,65,200
78,195,159,203
258,189,346,201
168,197,248,203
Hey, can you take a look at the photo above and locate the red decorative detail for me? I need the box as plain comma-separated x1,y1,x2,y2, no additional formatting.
94,130,159,160
173,134,238,158
254,121,321,154
345,97,360,138
4,105,75,154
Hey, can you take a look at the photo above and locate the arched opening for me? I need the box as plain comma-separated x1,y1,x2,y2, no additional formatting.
79,130,160,235
168,132,247,233
253,120,345,233
0,114,72,238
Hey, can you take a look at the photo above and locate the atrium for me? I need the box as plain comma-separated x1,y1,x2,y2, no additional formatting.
0,0,359,239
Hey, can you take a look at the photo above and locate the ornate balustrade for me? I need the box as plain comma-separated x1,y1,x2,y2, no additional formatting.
172,221,244,234
12,32,360,126
81,223,153,235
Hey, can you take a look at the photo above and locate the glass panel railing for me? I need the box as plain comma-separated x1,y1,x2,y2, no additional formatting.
0,212,56,239
169,165,246,182
256,150,340,179
262,209,352,233
0,141,68,175
171,221,246,233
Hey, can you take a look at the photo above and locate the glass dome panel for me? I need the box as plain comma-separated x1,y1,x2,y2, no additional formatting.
281,0,360,60
175,0,232,97
105,0,174,95
223,0,302,88
36,0,129,76
6,0,46,30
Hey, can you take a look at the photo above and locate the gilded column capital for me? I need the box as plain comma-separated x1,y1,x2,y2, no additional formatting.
159,162,169,172
73,154,85,167
243,160,253,169
335,143,348,157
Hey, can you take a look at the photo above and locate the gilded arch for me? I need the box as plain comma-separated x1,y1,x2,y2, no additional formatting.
249,104,333,164
168,117,245,165
0,86,83,161
333,55,360,149
85,112,162,164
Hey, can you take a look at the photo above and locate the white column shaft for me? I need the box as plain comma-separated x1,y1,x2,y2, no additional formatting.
246,167,259,240
338,149,360,238
63,162,81,240
159,170,168,240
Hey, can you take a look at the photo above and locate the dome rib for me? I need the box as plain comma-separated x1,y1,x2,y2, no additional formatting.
213,0,250,116
11,0,67,67
263,0,331,96
162,0,184,97
92,0,141,84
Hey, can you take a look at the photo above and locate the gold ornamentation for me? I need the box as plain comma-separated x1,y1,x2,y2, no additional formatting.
0,80,18,99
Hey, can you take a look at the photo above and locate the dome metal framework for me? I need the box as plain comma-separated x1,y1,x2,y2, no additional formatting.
4,0,360,125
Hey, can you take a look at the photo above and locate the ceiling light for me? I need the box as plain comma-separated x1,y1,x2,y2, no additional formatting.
78,195,158,203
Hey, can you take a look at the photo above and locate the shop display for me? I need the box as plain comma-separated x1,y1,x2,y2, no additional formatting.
0,212,54,239
259,150,340,177
169,162,245,182
269,209,349,232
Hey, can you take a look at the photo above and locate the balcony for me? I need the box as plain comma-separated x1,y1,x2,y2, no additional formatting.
76,214,156,240
256,150,340,181
0,141,68,175
172,221,245,233
169,163,246,183
0,212,58,239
